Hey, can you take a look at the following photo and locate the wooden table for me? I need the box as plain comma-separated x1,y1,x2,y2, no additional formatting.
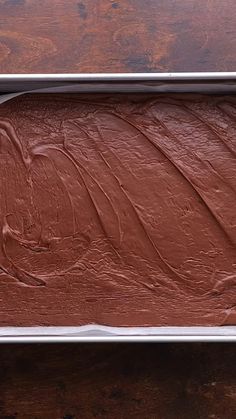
0,0,236,73
0,343,236,419
1,1,236,418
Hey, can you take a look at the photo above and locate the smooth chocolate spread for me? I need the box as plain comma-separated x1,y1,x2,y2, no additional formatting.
0,93,235,326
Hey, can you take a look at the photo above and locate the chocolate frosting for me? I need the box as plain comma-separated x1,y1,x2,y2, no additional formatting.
0,93,235,326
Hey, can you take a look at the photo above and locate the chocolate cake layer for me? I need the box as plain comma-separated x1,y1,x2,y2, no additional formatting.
0,93,235,326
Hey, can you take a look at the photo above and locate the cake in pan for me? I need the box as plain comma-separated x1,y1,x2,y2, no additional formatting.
0,93,235,326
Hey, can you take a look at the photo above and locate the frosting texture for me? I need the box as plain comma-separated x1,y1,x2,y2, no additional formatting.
0,93,235,326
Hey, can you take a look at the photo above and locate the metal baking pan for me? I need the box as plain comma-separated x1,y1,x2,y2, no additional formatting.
1,72,236,94
0,72,236,343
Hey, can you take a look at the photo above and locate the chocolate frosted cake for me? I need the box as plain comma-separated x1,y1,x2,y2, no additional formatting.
0,93,235,326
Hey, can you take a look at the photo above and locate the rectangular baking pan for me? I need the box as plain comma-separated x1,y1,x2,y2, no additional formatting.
1,72,236,94
0,72,236,343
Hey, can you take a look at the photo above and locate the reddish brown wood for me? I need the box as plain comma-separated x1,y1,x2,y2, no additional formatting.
0,0,236,73
0,3,236,418
0,343,236,419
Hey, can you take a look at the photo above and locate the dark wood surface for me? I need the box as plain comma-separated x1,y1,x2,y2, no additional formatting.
0,343,235,419
0,0,236,73
1,2,236,419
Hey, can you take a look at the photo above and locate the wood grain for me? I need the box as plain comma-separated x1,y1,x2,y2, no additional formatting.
0,343,236,418
0,3,236,419
0,0,236,73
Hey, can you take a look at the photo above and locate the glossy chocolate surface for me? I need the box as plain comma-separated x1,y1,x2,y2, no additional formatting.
0,93,235,326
